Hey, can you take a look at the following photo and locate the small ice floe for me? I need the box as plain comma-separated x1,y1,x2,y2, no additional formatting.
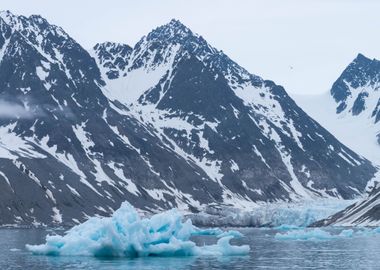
275,228,353,240
275,227,380,241
26,202,249,257
9,248,21,252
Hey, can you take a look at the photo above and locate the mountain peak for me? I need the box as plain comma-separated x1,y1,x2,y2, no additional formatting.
330,52,380,117
0,10,46,24
94,41,132,52
0,10,18,26
126,18,220,73
145,19,195,44
29,14,49,25
93,42,133,79
353,53,372,64
0,10,14,17
0,10,68,41
167,18,188,30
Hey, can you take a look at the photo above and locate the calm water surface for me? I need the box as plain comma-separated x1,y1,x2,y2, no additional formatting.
1,227,379,269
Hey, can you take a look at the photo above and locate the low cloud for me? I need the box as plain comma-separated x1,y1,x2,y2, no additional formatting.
0,98,74,120
0,100,39,119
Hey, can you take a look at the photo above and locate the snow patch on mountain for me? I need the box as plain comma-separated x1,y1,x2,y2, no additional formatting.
294,92,380,165
0,123,45,159
293,54,380,166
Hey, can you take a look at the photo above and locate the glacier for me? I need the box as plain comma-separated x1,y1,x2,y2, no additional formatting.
189,199,355,227
26,202,249,257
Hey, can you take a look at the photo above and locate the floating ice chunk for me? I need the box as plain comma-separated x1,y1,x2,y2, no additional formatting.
339,229,354,238
216,230,244,238
275,228,338,240
192,227,223,236
26,202,249,257
355,227,380,237
274,227,380,241
198,236,249,256
274,224,303,231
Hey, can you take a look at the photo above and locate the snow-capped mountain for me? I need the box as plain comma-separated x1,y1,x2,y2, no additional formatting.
0,12,377,226
93,21,377,204
294,54,380,165
0,11,224,225
294,54,380,227
331,54,380,118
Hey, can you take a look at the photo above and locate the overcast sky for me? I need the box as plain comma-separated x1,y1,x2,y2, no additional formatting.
2,0,380,95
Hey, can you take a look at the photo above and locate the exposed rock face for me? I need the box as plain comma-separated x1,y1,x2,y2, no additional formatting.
93,21,376,206
331,53,380,119
294,53,380,164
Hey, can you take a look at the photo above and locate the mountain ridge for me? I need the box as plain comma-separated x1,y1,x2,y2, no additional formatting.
294,53,380,166
0,11,377,226
295,53,380,227
93,19,377,201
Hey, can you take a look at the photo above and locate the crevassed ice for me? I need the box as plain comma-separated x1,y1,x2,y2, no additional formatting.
190,199,355,227
26,202,250,257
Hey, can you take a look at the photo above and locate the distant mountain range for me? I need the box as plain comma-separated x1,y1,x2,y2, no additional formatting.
0,11,377,226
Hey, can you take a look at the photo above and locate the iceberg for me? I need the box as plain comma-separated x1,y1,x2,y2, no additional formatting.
26,202,249,257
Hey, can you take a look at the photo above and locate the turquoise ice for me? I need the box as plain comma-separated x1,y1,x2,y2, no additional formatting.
26,202,249,257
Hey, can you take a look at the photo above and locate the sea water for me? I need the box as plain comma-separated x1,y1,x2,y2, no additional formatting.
2,227,380,269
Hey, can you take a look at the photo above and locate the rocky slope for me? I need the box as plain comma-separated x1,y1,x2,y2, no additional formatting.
312,184,380,227
296,53,380,227
93,21,377,205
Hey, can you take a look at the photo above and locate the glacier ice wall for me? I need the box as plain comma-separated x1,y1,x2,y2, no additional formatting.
189,199,355,227
26,202,249,257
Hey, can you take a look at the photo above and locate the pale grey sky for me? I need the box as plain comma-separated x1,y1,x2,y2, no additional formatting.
2,0,380,94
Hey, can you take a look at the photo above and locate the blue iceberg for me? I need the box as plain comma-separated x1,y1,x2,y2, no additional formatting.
26,202,249,257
